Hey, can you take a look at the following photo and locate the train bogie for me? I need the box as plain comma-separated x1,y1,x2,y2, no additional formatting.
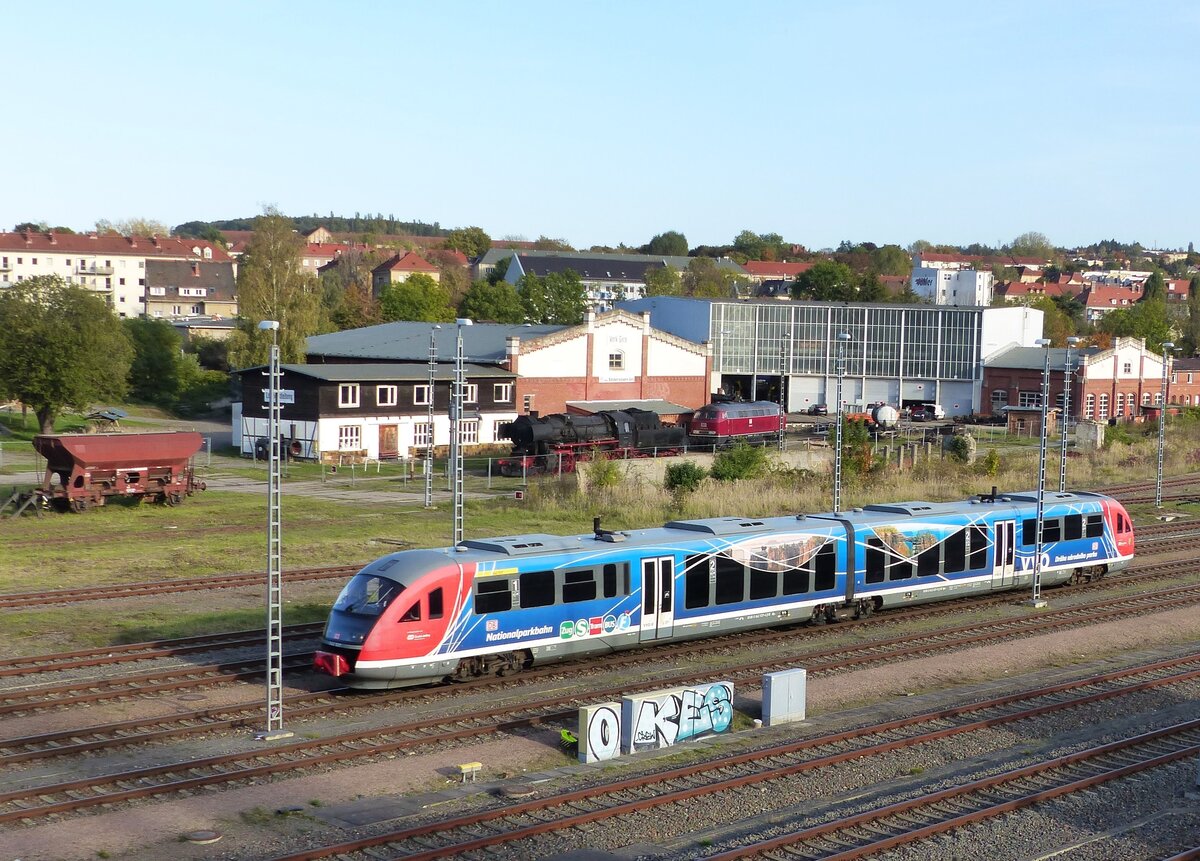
315,490,1136,689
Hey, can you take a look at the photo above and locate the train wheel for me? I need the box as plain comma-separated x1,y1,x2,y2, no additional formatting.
70,498,89,513
167,492,184,506
854,599,875,619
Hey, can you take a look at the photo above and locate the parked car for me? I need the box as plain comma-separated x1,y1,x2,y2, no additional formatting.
910,403,945,421
807,403,828,416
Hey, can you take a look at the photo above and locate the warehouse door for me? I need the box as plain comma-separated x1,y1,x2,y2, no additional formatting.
639,557,675,641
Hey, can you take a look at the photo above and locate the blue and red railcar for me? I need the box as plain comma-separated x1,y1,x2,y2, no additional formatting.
315,489,1136,689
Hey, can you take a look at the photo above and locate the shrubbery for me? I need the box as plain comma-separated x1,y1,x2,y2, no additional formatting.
665,461,707,493
710,444,770,481
584,455,622,489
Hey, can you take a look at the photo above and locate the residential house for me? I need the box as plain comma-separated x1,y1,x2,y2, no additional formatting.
910,266,994,306
145,260,237,319
0,231,229,317
371,251,441,293
1077,283,1142,322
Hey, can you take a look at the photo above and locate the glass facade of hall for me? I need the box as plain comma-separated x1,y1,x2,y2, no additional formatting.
710,303,981,380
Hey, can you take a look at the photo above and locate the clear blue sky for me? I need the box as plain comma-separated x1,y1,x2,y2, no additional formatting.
4,1,1198,251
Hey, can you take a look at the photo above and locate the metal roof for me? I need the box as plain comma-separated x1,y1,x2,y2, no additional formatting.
985,344,1102,370
305,321,564,363
237,363,515,382
566,399,694,415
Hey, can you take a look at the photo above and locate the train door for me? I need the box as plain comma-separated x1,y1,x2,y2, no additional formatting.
991,520,1015,588
639,557,675,642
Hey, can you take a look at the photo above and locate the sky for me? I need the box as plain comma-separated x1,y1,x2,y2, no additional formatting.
4,1,1199,252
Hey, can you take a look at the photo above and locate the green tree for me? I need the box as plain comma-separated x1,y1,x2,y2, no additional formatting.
523,270,587,324
444,226,492,259
379,273,456,322
318,246,380,331
1008,231,1055,260
644,264,683,296
840,418,875,476
870,245,911,276
1141,269,1165,303
1098,297,1170,347
1181,274,1200,357
95,217,171,237
486,256,512,285
641,231,688,257
459,279,526,323
124,318,186,405
683,257,747,298
858,273,887,302
0,275,133,432
228,208,323,367
1029,296,1075,345
792,261,857,301
733,230,785,261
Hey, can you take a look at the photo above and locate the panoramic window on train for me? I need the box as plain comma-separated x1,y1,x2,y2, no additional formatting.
428,587,444,619
782,566,810,595
943,530,966,574
474,579,512,614
1085,513,1104,537
889,556,914,581
917,543,940,577
684,555,711,609
749,567,777,600
334,574,402,616
1064,514,1083,540
562,568,598,603
865,538,886,584
519,570,556,608
714,556,746,605
1022,518,1037,546
1042,519,1061,542
814,544,836,591
968,526,988,570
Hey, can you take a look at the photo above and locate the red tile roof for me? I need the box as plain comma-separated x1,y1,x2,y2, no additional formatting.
0,231,230,261
374,251,439,274
1079,283,1142,308
742,261,815,277
998,280,1081,299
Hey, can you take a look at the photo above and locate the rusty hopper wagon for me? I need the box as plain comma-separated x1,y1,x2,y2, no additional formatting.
32,432,206,512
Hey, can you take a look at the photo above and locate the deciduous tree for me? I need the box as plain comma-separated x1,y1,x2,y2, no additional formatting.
444,226,492,259
683,257,747,299
0,275,133,432
1182,274,1200,357
95,217,171,237
640,231,688,257
228,208,323,366
792,261,857,302
124,318,186,405
379,273,456,322
644,264,682,296
458,280,526,323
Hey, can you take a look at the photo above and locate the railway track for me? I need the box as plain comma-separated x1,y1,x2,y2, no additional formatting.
4,583,1200,821
232,652,1200,861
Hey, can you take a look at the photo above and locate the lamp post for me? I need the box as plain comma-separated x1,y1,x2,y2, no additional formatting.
1030,337,1052,607
1058,336,1079,492
833,332,851,513
256,319,290,739
1156,341,1176,508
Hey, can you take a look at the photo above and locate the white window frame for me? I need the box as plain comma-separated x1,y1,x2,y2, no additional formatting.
1142,392,1151,406
1017,390,1040,408
377,385,398,408
1098,393,1109,420
413,384,431,406
413,422,432,447
463,383,478,404
608,350,625,371
1084,393,1095,419
460,419,479,444
338,425,361,450
493,382,513,403
990,389,1008,405
338,383,360,408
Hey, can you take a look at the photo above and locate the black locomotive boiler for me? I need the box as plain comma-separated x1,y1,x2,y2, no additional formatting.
497,408,686,475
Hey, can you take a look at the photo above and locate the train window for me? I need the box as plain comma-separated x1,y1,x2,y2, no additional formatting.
814,544,836,591
943,530,966,574
684,555,711,609
563,568,598,603
749,567,777,600
429,588,444,619
400,603,421,622
474,579,512,614
333,574,403,616
1042,519,1061,542
865,538,886,584
889,557,914,581
969,526,988,570
602,563,629,598
714,556,745,605
782,567,810,595
1064,514,1083,540
1085,514,1104,538
519,570,555,608
1118,513,1131,534
1022,518,1037,546
917,543,940,577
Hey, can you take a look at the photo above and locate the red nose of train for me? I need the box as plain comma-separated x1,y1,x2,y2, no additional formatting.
314,650,351,677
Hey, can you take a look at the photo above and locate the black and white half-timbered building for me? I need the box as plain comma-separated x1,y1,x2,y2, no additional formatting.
234,363,518,462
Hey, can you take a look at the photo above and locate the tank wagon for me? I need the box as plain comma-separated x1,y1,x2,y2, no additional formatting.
315,488,1135,688
496,409,686,476
33,432,206,512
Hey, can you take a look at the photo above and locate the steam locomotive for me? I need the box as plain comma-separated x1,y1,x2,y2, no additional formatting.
496,409,686,476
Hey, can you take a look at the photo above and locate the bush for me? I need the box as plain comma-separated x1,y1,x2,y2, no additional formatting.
665,461,707,494
710,444,770,482
981,447,1001,477
946,434,973,463
584,455,622,489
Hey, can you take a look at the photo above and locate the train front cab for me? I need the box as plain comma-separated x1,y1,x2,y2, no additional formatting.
315,550,463,688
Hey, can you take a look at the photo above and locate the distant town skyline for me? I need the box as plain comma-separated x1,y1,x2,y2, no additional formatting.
5,1,1198,252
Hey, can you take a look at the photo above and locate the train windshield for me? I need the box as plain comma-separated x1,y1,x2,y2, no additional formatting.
332,573,405,617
